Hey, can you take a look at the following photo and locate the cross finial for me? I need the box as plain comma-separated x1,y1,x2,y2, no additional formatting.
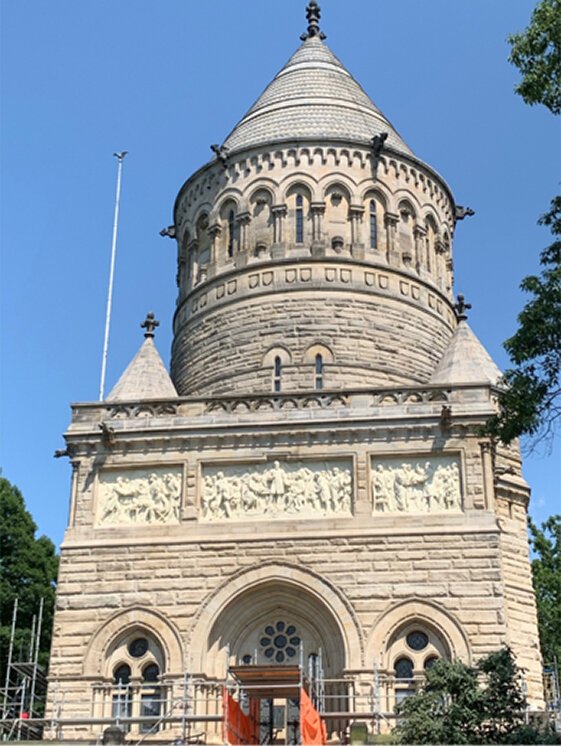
141,311,159,338
300,1,326,41
454,294,472,321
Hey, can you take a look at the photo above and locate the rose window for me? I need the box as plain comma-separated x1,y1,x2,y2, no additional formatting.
260,621,301,663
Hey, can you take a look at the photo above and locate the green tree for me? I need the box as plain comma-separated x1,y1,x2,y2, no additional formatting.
0,476,59,685
528,515,561,668
508,0,561,115
486,0,561,444
395,648,559,744
486,197,561,444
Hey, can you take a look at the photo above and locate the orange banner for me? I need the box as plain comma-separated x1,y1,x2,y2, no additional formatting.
300,688,327,745
222,689,259,745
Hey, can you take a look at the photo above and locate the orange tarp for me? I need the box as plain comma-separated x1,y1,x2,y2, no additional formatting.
300,688,327,745
222,689,259,745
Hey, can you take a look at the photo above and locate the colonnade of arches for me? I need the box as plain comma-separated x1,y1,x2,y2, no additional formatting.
178,177,453,299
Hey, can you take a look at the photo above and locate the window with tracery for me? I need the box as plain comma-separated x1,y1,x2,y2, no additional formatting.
259,621,301,663
106,634,165,734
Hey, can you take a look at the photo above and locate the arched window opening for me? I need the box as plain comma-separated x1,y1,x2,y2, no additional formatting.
228,210,235,257
394,657,414,680
296,194,304,243
424,656,439,670
107,633,165,734
314,354,324,390
273,356,282,393
370,201,378,250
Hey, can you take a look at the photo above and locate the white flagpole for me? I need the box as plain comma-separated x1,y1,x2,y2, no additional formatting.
99,151,127,401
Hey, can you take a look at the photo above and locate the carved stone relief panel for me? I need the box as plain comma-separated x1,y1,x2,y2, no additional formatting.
370,455,462,514
201,459,352,521
96,467,182,526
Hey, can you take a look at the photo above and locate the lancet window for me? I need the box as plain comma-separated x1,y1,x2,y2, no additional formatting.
369,200,378,249
315,354,324,390
273,356,282,392
228,210,235,257
296,194,304,243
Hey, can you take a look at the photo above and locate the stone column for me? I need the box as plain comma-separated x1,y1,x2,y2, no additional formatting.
208,222,221,276
384,212,399,265
350,205,365,259
413,225,426,274
235,211,251,267
271,204,287,259
310,201,326,256
481,441,495,512
435,238,446,290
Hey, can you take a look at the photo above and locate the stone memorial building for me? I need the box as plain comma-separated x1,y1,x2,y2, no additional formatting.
47,2,543,742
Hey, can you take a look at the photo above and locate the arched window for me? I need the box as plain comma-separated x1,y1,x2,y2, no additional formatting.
370,201,377,250
106,633,165,734
273,356,282,393
314,354,324,390
296,195,304,243
228,210,235,257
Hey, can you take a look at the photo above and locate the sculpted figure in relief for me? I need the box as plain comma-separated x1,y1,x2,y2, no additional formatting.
371,458,462,514
201,460,352,521
99,470,181,525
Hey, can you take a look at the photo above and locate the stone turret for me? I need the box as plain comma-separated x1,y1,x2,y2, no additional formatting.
170,26,457,397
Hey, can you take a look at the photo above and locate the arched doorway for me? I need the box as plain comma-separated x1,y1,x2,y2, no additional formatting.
196,572,355,744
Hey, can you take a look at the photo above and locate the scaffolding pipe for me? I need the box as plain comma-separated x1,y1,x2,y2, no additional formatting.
2,597,18,719
29,597,44,719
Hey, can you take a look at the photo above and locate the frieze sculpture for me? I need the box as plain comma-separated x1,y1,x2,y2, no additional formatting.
201,460,352,521
371,457,462,513
97,469,181,525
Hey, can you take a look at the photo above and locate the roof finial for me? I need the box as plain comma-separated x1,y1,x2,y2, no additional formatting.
141,311,159,338
454,294,472,321
300,1,326,41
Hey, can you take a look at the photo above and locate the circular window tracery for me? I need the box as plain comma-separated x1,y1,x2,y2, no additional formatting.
128,638,149,658
259,621,300,663
406,631,429,651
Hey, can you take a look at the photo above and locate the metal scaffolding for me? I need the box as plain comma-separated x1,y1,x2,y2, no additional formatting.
1,598,46,741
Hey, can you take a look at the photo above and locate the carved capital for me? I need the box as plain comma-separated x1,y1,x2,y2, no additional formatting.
235,211,251,226
413,225,427,238
310,201,326,215
349,205,365,217
384,212,399,228
272,204,288,217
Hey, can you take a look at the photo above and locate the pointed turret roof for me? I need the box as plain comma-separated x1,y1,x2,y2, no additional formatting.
430,320,502,386
107,314,177,402
222,35,414,157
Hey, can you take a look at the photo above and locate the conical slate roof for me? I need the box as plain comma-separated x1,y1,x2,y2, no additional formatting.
222,36,414,157
107,336,177,402
430,320,502,386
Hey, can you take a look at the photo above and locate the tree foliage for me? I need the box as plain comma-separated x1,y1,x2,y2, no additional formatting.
395,648,559,744
528,514,561,668
508,0,561,115
486,196,561,444
0,476,59,684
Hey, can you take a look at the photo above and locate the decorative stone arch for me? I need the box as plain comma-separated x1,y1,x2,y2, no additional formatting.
83,606,185,678
365,599,471,669
246,179,278,205
280,172,319,203
214,191,243,220
302,342,334,364
320,175,357,204
188,562,363,677
361,186,390,212
396,194,419,220
263,345,293,366
192,203,214,234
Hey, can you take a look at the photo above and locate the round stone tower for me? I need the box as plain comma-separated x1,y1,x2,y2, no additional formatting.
170,5,458,397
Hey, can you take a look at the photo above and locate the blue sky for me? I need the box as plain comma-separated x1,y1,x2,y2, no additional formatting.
1,0,559,548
